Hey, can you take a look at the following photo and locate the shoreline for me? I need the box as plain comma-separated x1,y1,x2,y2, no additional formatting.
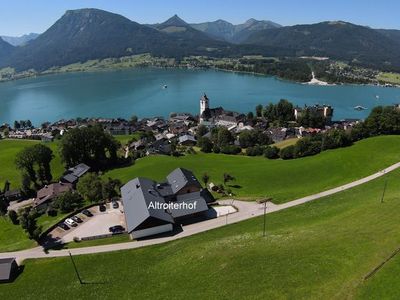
1,62,400,88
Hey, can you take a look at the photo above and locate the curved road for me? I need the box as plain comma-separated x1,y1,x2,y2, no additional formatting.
2,162,400,263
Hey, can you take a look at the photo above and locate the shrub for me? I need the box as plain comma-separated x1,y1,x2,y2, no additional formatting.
279,145,295,160
8,210,19,225
264,146,280,159
220,145,242,155
213,145,220,154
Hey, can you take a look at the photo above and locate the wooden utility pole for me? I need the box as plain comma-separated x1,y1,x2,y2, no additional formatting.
381,179,388,203
258,197,272,237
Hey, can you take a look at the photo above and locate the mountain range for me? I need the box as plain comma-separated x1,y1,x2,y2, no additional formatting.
0,8,400,72
191,18,281,43
245,21,400,69
0,33,40,46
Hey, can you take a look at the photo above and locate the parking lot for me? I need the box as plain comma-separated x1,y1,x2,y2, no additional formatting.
47,201,126,243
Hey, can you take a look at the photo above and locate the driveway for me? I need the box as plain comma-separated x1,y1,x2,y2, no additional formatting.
62,206,125,242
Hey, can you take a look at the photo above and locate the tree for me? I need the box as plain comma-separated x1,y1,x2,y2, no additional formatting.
8,210,19,225
264,146,280,159
293,138,321,158
239,130,255,148
19,207,41,241
59,125,120,170
215,127,234,147
202,173,210,187
263,99,295,126
53,191,83,213
130,115,138,126
196,125,208,139
255,104,263,118
223,173,235,186
15,144,54,185
197,137,213,153
102,178,121,200
15,147,37,184
77,173,104,202
21,173,33,197
279,145,295,160
33,144,53,184
0,195,7,215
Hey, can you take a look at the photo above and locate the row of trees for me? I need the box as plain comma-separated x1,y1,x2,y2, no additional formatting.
14,119,33,129
197,126,273,155
254,99,329,128
279,129,353,160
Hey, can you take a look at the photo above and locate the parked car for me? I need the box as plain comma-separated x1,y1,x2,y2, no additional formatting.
112,201,119,209
65,218,77,227
71,216,83,223
82,209,93,217
109,225,125,234
99,204,107,212
58,223,70,230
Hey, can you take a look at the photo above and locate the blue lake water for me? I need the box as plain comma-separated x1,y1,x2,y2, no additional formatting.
0,68,399,125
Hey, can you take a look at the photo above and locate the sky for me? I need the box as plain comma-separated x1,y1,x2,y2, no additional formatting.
0,0,399,36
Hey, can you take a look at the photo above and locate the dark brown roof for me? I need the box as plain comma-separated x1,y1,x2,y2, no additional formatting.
34,183,73,206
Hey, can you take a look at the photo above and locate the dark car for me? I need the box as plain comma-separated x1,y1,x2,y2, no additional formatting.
71,216,83,223
82,209,93,217
58,223,70,230
112,201,119,209
109,225,125,234
99,204,107,212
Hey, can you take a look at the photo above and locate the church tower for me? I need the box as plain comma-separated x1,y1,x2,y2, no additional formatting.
200,93,209,122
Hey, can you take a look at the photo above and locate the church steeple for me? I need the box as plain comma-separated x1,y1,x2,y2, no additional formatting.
200,93,209,122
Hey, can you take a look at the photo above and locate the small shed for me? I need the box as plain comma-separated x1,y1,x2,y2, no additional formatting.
0,258,18,283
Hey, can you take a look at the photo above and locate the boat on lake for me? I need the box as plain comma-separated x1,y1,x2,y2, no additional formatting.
354,105,367,111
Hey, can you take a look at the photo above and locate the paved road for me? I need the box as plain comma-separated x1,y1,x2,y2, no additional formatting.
2,162,400,263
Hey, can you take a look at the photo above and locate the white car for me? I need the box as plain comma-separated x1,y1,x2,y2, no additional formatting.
65,218,77,227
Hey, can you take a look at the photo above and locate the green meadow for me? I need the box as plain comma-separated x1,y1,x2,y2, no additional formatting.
1,168,400,299
1,135,400,253
106,135,400,203
0,139,64,189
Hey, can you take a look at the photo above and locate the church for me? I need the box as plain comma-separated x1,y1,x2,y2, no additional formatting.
199,93,245,127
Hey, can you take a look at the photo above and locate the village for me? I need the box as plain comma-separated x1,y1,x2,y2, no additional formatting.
0,94,359,157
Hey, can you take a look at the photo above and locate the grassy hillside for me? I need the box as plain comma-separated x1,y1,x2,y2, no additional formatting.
106,135,400,203
0,139,64,189
357,254,400,299
2,168,400,298
1,135,399,253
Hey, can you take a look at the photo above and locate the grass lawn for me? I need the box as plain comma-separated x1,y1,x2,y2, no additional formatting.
0,217,36,252
0,139,64,189
356,253,400,299
105,135,400,203
114,133,140,146
2,169,400,298
273,137,299,149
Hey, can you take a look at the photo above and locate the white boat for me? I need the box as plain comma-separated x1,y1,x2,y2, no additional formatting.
162,84,168,89
354,105,367,111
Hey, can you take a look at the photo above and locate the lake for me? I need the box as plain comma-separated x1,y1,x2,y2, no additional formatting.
0,68,399,125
